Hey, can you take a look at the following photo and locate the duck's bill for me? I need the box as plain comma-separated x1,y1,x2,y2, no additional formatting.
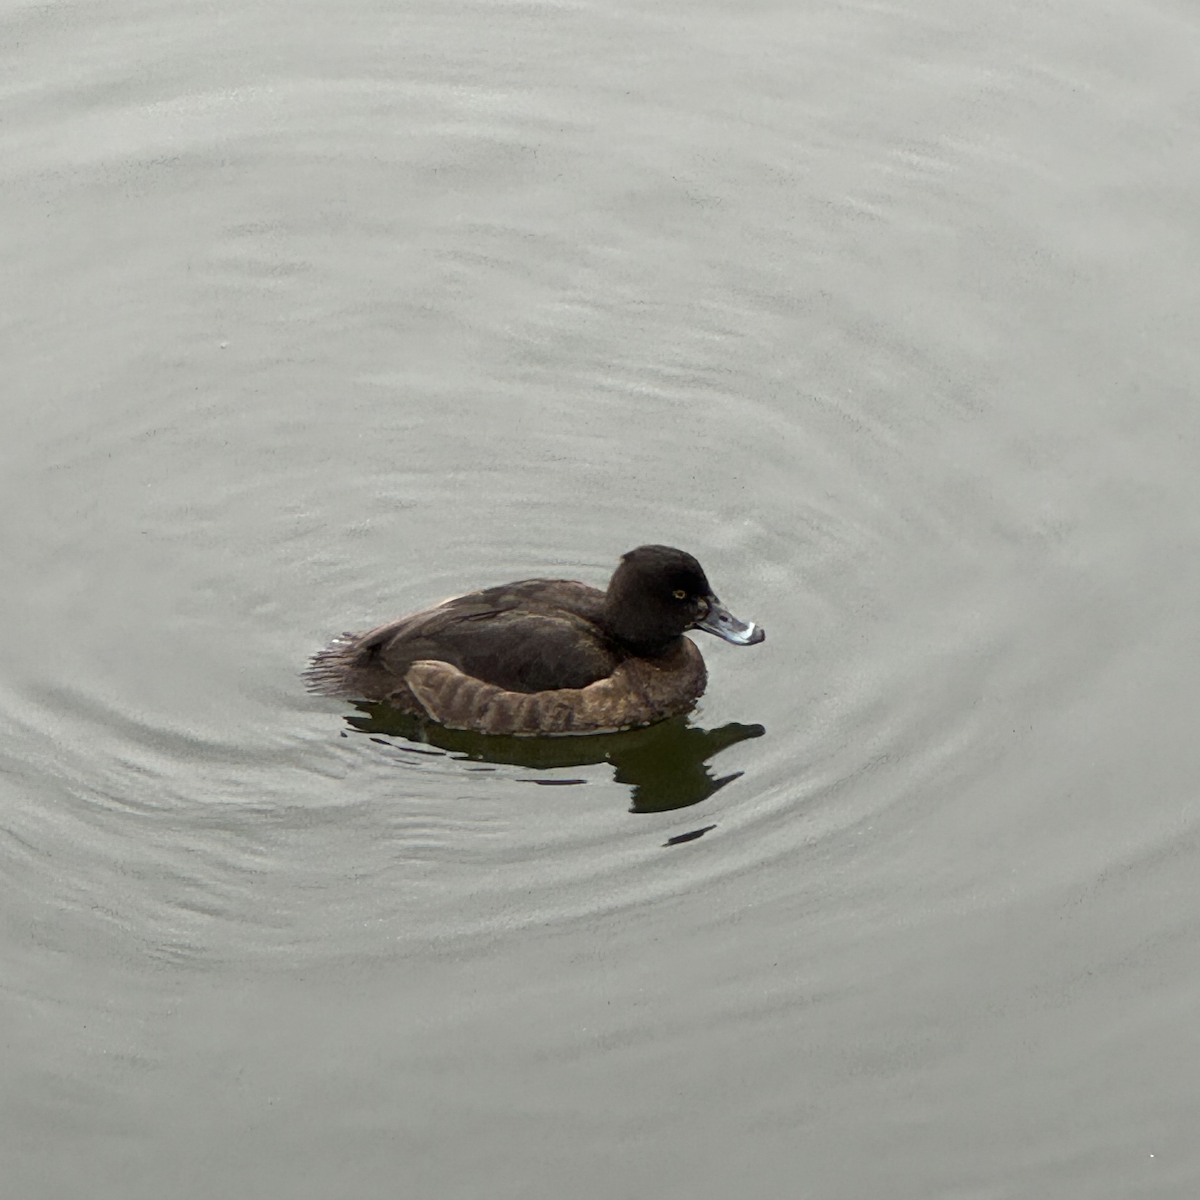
695,596,766,646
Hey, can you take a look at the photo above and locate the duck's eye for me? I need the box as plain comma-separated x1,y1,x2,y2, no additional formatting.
672,589,688,600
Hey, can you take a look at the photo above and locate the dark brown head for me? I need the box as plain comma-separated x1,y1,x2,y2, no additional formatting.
603,545,766,656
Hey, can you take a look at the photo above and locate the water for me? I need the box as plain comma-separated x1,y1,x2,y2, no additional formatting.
4,0,1199,1195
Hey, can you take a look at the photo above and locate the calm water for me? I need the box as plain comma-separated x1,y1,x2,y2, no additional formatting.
4,0,1199,1195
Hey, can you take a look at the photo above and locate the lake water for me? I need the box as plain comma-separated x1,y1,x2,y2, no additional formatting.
4,0,1199,1196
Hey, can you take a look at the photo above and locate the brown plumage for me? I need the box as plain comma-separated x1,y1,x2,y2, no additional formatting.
304,545,765,737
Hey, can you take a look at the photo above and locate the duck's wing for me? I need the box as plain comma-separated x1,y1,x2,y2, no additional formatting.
378,605,614,693
311,580,613,696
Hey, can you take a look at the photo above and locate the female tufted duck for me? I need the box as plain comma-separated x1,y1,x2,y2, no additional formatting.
304,545,764,736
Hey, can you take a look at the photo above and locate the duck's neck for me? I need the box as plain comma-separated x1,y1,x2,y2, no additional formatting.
602,602,680,659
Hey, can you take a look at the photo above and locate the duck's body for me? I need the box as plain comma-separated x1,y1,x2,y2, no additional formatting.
304,546,764,737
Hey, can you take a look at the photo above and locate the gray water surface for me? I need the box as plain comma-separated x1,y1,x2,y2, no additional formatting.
4,1,1199,1196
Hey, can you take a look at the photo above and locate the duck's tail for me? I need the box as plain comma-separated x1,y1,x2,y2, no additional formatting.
302,632,370,697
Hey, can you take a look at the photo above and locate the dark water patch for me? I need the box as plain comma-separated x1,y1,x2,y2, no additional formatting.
664,824,717,847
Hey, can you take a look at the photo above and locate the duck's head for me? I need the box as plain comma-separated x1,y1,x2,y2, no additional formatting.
604,544,766,656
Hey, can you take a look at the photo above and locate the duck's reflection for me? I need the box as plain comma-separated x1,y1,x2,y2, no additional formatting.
344,705,765,813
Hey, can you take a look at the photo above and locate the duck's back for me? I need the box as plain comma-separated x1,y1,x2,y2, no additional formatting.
305,579,618,701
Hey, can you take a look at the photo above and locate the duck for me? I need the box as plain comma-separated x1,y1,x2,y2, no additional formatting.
304,545,765,737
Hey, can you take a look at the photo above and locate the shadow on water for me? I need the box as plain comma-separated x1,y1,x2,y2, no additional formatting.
343,705,766,814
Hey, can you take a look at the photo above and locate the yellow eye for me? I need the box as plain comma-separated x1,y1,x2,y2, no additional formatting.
673,589,687,600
